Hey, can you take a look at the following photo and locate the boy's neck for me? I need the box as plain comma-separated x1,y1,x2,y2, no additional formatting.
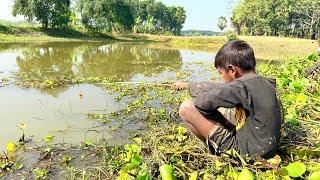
237,70,256,78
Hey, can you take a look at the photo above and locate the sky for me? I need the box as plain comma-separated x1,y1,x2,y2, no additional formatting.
161,0,233,31
0,0,234,31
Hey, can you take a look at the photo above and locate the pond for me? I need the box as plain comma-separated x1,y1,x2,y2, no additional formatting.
0,42,217,150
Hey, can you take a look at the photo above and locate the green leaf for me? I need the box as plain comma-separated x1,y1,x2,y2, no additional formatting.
285,162,306,178
159,164,176,180
33,168,48,178
228,149,247,166
44,134,54,143
282,175,291,180
118,169,132,180
189,171,197,180
123,163,138,171
308,171,320,180
84,139,93,146
13,162,24,170
307,54,317,61
131,144,141,154
238,169,254,180
136,171,151,180
131,154,143,166
227,170,239,180
133,138,142,145
278,168,289,176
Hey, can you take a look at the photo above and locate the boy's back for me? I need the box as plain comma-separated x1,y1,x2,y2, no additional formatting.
178,40,282,158
194,74,282,157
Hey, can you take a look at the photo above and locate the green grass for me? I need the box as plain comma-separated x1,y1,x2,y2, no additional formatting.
0,20,118,42
140,34,318,60
0,20,317,60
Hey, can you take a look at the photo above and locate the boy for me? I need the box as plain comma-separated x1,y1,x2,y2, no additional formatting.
174,40,282,158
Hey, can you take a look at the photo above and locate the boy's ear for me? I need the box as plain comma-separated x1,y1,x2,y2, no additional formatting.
228,65,241,77
227,65,236,72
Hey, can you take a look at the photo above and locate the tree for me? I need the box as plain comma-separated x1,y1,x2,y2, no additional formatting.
295,0,320,39
231,0,320,39
12,0,71,29
165,6,186,35
78,0,134,32
78,0,186,35
217,16,227,33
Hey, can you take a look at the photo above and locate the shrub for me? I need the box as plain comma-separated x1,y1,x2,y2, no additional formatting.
225,30,239,41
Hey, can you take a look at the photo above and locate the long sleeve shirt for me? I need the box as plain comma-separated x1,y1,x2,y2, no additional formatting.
188,74,282,157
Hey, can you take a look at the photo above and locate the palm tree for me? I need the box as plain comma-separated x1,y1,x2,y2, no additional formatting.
218,16,227,34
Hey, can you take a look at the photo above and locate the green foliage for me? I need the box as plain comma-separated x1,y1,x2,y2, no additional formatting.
77,0,186,35
238,169,254,180
225,30,238,41
62,155,72,164
274,54,319,125
231,0,320,39
117,142,151,179
159,164,176,180
285,162,307,177
217,16,227,32
12,0,71,29
44,134,54,143
309,171,320,180
78,0,134,33
33,168,48,179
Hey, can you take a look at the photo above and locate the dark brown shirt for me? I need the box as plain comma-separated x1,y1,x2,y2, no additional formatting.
188,74,282,157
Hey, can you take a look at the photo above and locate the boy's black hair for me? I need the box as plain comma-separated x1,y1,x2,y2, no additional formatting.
214,40,256,71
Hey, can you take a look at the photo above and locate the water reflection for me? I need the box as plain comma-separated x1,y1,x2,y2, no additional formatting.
0,42,215,150
78,43,182,79
13,42,183,83
16,44,75,78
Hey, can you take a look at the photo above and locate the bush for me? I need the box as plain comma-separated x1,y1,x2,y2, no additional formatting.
225,30,239,41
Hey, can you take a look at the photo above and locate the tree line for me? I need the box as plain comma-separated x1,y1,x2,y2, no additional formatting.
12,0,186,35
231,0,320,39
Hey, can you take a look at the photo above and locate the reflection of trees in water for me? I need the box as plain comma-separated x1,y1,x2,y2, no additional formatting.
15,42,182,81
13,42,183,95
16,43,75,77
76,43,182,81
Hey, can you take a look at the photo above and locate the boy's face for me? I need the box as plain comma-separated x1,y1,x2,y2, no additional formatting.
217,68,236,83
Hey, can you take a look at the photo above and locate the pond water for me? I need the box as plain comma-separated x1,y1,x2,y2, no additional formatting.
0,42,217,150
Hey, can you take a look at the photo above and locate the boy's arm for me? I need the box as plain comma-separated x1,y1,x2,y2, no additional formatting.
188,82,222,97
194,82,249,118
171,82,221,97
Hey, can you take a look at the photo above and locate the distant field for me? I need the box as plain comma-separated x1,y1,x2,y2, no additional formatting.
0,21,317,60
141,34,318,60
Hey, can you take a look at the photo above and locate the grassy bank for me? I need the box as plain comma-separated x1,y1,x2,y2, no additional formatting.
141,34,317,60
0,21,317,60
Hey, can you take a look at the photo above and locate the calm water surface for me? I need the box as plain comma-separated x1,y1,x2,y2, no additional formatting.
0,42,216,150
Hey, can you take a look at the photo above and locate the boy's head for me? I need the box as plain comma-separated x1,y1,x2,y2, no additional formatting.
214,40,256,83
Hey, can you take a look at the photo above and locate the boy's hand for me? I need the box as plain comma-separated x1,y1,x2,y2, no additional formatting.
171,82,189,90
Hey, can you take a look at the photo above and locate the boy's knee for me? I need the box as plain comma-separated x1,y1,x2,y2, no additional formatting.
179,99,194,120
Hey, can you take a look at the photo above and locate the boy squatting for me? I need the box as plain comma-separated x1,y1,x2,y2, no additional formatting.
173,40,282,158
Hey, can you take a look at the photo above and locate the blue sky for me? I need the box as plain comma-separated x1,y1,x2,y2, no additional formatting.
161,0,232,31
0,0,234,31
